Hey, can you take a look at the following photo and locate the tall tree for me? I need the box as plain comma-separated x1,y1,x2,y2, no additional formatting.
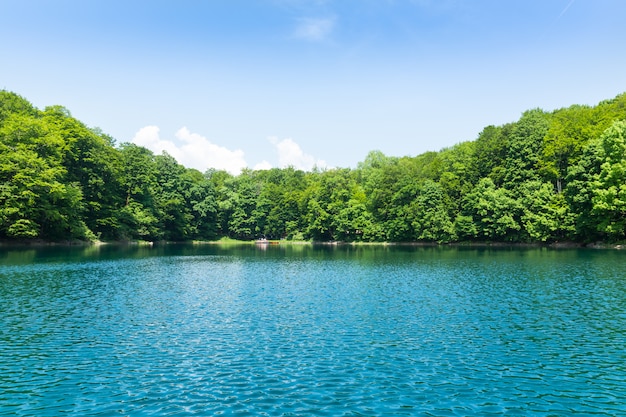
410,180,456,242
517,180,574,242
470,124,510,186
118,143,160,240
461,178,521,241
539,105,594,193
584,121,626,240
226,169,259,240
154,152,193,241
0,111,89,239
44,105,123,239
504,109,550,186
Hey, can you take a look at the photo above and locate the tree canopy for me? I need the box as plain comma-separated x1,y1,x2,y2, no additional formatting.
2,90,626,243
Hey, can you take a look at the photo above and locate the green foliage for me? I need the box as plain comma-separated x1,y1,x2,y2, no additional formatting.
0,105,92,240
44,105,124,239
221,170,260,240
187,170,219,240
504,109,550,186
470,125,508,185
410,180,456,243
566,120,626,241
517,180,574,242
588,121,626,240
462,178,521,241
539,105,594,192
2,90,626,244
0,91,38,124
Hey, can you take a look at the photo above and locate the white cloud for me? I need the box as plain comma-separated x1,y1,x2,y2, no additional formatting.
254,160,273,171
293,16,336,42
131,126,247,175
132,125,184,161
269,137,327,171
131,128,328,174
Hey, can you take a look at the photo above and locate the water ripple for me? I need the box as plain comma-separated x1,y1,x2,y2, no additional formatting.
1,246,626,415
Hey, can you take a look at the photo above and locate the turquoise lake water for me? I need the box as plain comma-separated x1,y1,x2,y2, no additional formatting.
1,244,625,416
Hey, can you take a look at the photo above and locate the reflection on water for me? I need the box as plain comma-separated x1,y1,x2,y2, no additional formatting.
1,245,625,416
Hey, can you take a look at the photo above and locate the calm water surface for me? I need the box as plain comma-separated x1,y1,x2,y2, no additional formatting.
1,245,625,416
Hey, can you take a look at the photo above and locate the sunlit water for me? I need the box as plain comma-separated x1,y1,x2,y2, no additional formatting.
1,244,625,416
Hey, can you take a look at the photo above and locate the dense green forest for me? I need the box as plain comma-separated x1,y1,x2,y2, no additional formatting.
1,90,626,244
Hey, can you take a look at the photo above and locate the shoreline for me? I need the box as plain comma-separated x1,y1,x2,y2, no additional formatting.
0,239,623,250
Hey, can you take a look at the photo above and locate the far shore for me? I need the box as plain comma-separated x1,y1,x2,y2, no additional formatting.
1,238,623,250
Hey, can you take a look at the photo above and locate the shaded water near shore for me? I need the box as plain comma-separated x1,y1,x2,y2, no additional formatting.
1,244,625,415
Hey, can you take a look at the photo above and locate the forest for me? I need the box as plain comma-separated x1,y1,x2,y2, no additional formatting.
1,90,626,244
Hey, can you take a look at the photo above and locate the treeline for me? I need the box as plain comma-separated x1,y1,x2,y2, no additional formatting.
1,90,626,244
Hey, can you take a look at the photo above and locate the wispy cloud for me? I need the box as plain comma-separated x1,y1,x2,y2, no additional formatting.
293,16,336,42
269,136,327,170
557,0,576,19
132,126,247,175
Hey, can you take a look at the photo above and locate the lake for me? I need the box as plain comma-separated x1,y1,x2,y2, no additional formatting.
1,244,625,416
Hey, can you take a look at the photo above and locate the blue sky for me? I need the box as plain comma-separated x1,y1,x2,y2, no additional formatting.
2,0,625,174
